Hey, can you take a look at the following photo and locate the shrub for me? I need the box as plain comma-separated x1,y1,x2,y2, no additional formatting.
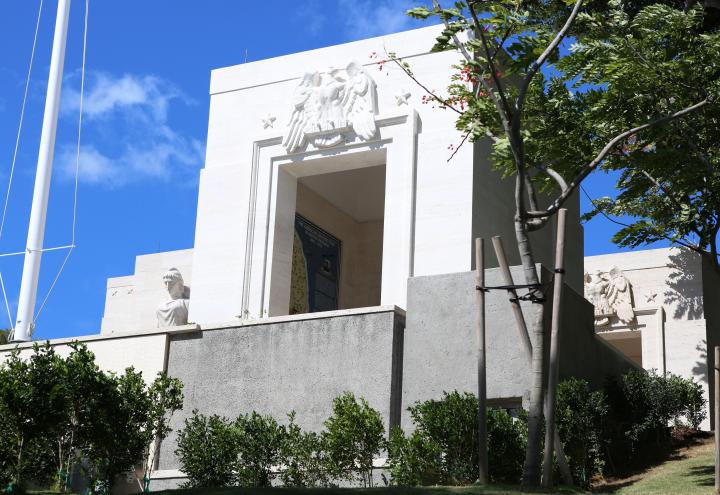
386,426,443,486
323,392,385,486
556,377,608,486
487,407,527,483
175,412,238,488
408,391,478,484
607,369,705,457
386,391,527,486
235,411,286,487
670,374,706,429
279,412,329,487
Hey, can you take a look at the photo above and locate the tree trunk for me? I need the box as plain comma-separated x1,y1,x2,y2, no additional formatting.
516,217,546,489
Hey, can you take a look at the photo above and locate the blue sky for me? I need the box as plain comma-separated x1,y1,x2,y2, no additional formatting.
0,0,656,340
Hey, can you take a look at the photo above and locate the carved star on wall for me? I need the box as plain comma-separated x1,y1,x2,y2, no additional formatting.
645,292,658,303
395,89,412,106
262,114,276,129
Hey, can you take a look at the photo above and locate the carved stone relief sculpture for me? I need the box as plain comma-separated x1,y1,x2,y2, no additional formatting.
156,267,190,327
584,266,635,327
282,61,378,153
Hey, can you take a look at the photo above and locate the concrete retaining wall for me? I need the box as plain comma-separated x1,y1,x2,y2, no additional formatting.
157,307,405,472
402,266,637,430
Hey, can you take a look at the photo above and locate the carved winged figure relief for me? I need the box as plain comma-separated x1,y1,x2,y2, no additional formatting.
583,266,635,327
282,61,378,153
607,266,635,324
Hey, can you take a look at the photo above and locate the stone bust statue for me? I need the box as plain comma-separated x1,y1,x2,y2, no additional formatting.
156,268,189,327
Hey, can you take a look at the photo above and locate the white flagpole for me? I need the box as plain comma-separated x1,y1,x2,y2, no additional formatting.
13,0,72,342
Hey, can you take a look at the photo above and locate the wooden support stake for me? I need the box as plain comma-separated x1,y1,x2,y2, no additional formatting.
491,235,573,486
476,237,489,484
491,236,533,361
542,209,568,488
715,346,719,494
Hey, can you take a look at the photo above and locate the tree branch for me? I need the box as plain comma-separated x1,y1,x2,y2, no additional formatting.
447,131,471,162
469,2,513,118
526,98,711,218
387,55,463,115
432,0,473,63
580,185,699,251
639,169,686,214
515,0,584,116
433,0,513,135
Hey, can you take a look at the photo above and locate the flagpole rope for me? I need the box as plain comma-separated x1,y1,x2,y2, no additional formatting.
0,273,13,335
0,0,44,241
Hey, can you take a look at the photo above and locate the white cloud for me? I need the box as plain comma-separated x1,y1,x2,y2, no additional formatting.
58,72,203,187
62,72,183,121
57,145,120,185
295,1,327,37
339,0,421,39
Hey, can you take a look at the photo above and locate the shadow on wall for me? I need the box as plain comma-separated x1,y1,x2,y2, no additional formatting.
665,249,704,320
693,339,708,384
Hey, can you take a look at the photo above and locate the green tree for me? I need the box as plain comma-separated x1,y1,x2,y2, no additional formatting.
394,1,718,487
323,392,385,487
583,103,720,273
0,345,65,489
140,372,184,492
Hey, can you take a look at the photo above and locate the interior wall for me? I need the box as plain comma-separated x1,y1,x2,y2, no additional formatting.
295,183,383,310
602,334,643,367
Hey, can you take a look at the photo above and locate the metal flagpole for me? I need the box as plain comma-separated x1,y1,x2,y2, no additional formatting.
13,0,72,342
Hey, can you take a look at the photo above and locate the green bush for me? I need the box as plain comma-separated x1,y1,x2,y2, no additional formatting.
323,392,385,487
279,412,329,487
177,393,383,488
487,407,527,483
235,411,285,487
386,426,443,486
606,369,706,461
556,377,609,487
670,373,706,429
408,391,478,484
175,412,239,488
386,391,527,486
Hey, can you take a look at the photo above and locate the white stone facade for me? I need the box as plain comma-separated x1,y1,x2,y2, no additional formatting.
585,247,720,429
100,25,582,333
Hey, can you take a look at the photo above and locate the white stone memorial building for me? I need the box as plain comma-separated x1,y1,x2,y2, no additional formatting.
2,24,716,489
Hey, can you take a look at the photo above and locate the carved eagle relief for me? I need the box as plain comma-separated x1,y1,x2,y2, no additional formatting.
282,61,378,153
584,266,635,327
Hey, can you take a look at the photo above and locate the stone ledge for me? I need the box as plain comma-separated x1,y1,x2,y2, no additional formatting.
0,323,201,351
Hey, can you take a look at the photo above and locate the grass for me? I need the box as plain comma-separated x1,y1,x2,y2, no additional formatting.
151,486,585,495
595,435,715,494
